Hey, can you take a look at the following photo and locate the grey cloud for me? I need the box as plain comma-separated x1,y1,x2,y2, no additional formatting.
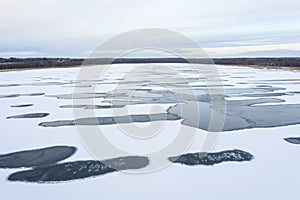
0,0,300,57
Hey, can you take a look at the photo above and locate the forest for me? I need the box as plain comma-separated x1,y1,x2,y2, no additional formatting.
1,57,300,70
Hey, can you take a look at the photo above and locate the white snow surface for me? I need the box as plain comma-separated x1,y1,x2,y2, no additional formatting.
0,64,299,200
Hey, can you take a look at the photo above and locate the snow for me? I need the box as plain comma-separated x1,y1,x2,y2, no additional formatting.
0,64,299,200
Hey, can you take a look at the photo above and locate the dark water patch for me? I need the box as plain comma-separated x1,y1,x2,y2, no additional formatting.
0,84,21,87
39,77,61,80
223,87,281,95
155,87,282,99
167,101,249,131
177,69,197,72
111,80,149,85
73,79,100,82
231,76,250,78
0,81,79,88
167,100,300,131
45,82,282,106
102,98,179,107
28,76,44,79
64,87,286,109
284,137,300,145
62,85,92,88
255,85,283,89
232,104,300,129
226,72,256,74
39,113,180,127
0,146,76,168
48,91,167,103
0,94,19,98
7,113,49,119
241,92,289,98
46,93,104,99
46,92,125,100
190,84,234,88
59,104,125,109
227,98,285,106
43,88,300,132
8,156,149,183
31,81,78,87
11,104,34,108
288,91,300,95
250,80,300,85
134,88,153,92
0,93,45,99
169,149,254,166
24,92,45,96
258,79,300,82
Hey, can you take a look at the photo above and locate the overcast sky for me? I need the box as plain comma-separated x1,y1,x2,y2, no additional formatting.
1,0,300,58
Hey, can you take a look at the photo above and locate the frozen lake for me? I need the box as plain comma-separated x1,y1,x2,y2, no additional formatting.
0,64,300,199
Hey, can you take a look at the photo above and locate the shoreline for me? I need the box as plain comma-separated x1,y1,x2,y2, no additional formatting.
217,64,300,71
0,65,83,72
0,63,299,73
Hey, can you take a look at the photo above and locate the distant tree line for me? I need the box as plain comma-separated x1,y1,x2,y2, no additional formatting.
1,57,300,70
212,58,300,67
0,58,84,70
